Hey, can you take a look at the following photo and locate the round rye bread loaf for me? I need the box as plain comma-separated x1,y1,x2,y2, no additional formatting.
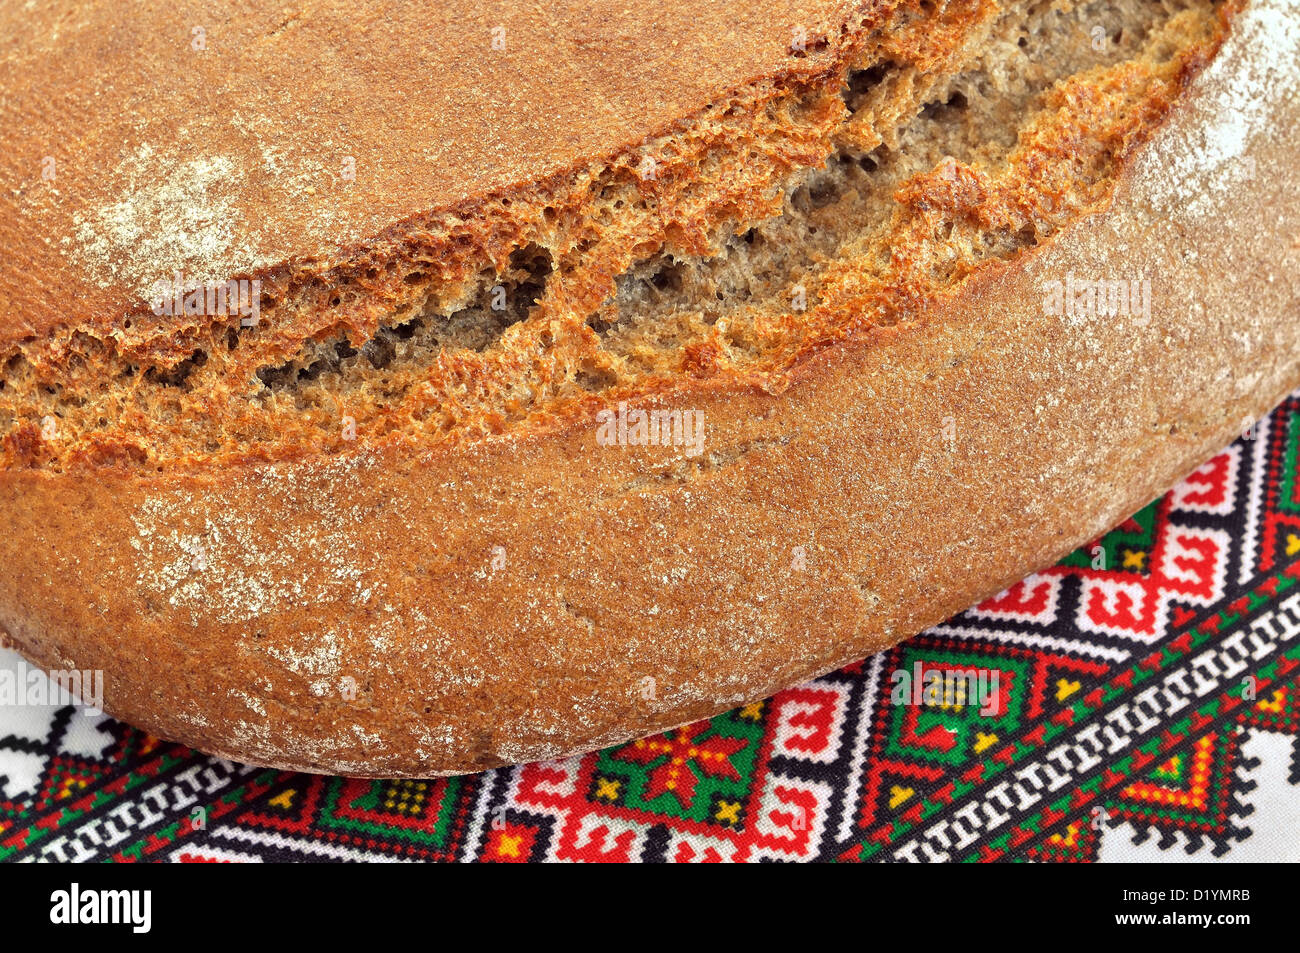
0,0,1298,774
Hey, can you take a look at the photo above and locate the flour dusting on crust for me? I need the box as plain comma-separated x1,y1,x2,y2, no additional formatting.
1135,0,1300,219
127,451,387,626
64,143,271,296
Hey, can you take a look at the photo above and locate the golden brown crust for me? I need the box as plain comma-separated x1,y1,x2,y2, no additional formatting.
6,0,1224,474
0,0,866,349
0,0,945,473
1,0,1298,775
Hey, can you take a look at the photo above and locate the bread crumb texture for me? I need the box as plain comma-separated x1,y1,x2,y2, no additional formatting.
0,0,1246,472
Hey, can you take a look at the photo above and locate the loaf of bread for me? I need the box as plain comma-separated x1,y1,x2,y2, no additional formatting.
1,0,1297,775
